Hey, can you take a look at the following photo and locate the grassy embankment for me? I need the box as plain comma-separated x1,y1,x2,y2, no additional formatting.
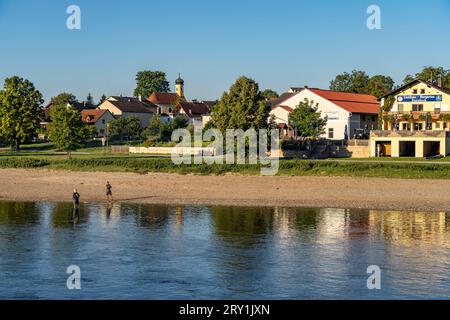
2,142,450,179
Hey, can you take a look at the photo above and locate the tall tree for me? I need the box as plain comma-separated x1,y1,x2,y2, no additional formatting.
0,76,44,151
99,94,107,104
51,92,77,107
86,93,95,107
289,98,327,139
367,75,395,99
330,70,370,94
134,70,170,98
48,105,94,158
211,76,270,131
261,89,279,101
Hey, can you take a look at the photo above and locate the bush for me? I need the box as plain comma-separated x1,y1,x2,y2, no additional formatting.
0,158,50,168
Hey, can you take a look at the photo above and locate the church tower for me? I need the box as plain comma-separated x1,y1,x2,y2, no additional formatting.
175,74,185,98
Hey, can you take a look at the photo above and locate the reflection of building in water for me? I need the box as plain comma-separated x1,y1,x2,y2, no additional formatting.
174,206,184,233
272,207,298,239
367,211,450,246
315,208,348,243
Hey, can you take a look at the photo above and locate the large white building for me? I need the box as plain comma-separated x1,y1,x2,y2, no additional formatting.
269,87,380,140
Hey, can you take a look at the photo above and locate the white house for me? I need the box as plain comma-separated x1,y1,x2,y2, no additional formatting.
98,96,157,127
81,109,116,137
270,87,380,140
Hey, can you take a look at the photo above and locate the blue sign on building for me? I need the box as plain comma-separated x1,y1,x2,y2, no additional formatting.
397,95,443,103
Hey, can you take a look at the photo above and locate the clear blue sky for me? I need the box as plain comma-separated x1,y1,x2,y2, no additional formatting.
1,0,449,103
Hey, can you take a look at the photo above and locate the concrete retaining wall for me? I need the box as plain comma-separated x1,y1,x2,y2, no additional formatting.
129,146,216,156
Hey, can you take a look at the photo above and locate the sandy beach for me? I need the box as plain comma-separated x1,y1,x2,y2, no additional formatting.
0,168,449,211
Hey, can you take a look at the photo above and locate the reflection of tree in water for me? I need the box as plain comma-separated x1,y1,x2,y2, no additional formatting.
211,207,274,244
51,203,88,228
132,204,171,230
0,202,39,226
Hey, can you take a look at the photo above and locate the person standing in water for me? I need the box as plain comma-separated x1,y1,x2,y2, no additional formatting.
106,181,113,202
72,189,80,209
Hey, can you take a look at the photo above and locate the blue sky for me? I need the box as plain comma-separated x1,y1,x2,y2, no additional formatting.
0,0,449,103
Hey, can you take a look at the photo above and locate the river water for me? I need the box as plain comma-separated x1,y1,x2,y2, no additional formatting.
0,201,449,299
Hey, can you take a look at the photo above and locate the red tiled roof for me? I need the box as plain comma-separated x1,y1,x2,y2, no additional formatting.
309,89,380,114
81,109,109,124
147,92,180,105
273,105,294,112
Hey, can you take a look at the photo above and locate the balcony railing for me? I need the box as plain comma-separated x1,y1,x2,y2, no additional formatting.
383,111,450,121
371,130,450,138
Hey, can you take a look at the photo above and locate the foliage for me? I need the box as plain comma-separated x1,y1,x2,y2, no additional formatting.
0,76,44,150
48,105,95,157
261,89,279,101
108,116,142,140
99,94,107,104
289,99,327,139
51,92,77,107
403,66,450,87
330,71,394,98
367,75,395,99
134,70,170,98
211,76,270,131
86,93,95,107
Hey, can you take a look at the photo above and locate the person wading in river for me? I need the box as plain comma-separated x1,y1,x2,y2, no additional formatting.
106,181,113,202
72,189,80,210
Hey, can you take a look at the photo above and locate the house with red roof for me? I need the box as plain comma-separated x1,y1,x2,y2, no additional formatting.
81,109,115,137
270,86,380,140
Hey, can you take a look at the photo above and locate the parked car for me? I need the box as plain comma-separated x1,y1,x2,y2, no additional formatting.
353,129,369,140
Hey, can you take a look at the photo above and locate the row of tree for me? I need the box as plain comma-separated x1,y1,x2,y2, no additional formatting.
329,66,450,99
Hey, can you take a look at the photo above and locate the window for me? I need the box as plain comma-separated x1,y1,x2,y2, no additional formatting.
421,89,426,94
435,122,441,129
414,123,423,131
328,128,334,139
413,89,418,94
412,104,423,112
435,104,441,114
398,104,404,112
100,129,105,134
102,119,106,124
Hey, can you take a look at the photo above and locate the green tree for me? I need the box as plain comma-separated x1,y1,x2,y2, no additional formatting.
0,76,44,151
99,94,107,104
108,116,142,140
48,105,94,158
86,93,95,107
330,70,370,93
211,76,270,131
134,70,170,98
261,89,279,101
367,75,395,99
147,115,161,136
403,66,450,87
51,92,77,107
289,98,327,139
171,116,188,130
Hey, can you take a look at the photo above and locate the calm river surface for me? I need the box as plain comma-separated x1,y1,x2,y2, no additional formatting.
0,201,449,300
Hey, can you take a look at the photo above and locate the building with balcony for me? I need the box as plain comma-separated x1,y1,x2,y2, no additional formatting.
372,79,450,157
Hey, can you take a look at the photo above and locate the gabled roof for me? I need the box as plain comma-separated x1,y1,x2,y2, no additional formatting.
308,89,380,114
81,109,111,124
147,92,180,105
107,96,157,114
176,101,210,117
382,79,450,99
268,92,298,109
272,105,294,112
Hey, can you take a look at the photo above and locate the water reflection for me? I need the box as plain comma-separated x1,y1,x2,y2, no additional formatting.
0,202,449,299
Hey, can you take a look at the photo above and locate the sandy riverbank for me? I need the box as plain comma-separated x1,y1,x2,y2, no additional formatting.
0,168,449,211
